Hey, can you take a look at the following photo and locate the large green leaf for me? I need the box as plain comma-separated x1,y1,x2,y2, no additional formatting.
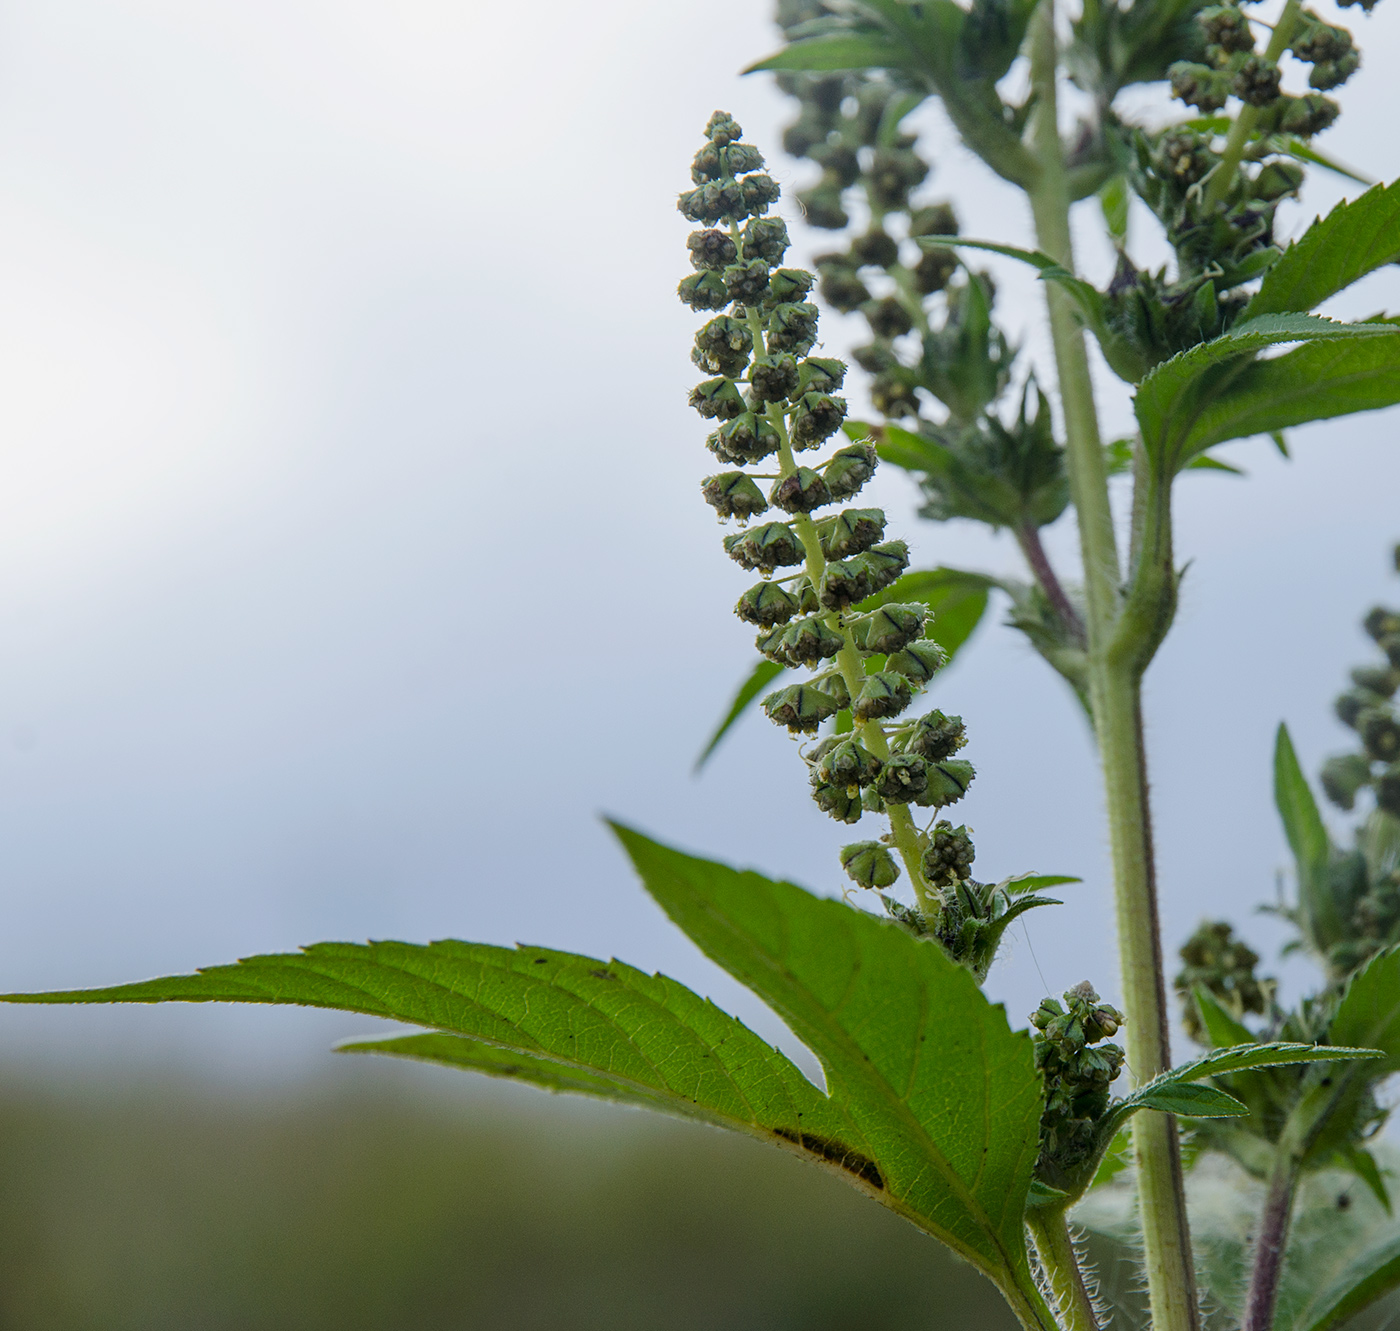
1133,315,1400,473
1162,334,1400,465
0,936,861,1149
745,34,911,73
1327,946,1400,1074
611,826,1054,1321
694,567,992,772
1275,722,1341,951
1245,180,1400,320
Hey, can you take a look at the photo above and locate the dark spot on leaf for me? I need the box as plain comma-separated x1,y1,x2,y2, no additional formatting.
589,969,617,981
773,1128,884,1190
533,958,548,965
1321,1076,1333,1087
1338,1192,1351,1210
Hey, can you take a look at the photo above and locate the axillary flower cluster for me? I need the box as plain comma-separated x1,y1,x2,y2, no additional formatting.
679,112,977,917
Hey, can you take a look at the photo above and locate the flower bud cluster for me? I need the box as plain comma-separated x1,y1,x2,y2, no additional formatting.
1032,983,1127,1177
1325,596,1400,819
1174,921,1275,1044
683,111,978,920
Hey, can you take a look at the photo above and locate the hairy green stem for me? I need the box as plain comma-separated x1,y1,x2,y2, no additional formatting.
1028,1210,1101,1331
1203,0,1304,209
1025,3,1198,1328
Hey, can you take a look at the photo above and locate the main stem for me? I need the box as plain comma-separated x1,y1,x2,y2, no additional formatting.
1025,4,1198,1330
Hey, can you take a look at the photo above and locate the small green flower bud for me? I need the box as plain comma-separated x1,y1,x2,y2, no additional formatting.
810,141,860,188
1292,16,1354,65
817,260,871,312
740,174,782,216
813,669,851,709
790,575,821,615
859,604,926,654
749,354,799,404
789,393,849,449
823,443,879,500
769,615,845,666
862,785,886,813
690,377,746,421
1233,55,1282,107
741,217,790,266
868,146,929,211
819,559,874,611
856,541,911,596
815,507,886,560
818,738,882,788
810,776,864,823
693,316,753,377
688,229,738,271
875,753,928,804
765,269,815,306
849,229,900,269
705,111,743,146
1352,664,1400,699
1359,708,1400,763
870,371,921,418
905,711,967,761
914,248,957,295
887,639,947,685
915,759,976,808
909,203,958,239
853,670,914,721
863,296,914,339
763,683,842,733
1364,607,1400,643
690,141,723,184
723,258,771,304
796,357,846,395
1278,93,1340,136
1320,752,1374,811
1031,997,1064,1032
1169,60,1230,112
735,580,799,626
1159,130,1216,184
797,181,849,230
701,471,768,522
710,411,781,464
723,142,766,175
678,269,733,312
922,821,975,888
840,840,900,889
724,522,806,572
1378,762,1400,818
1382,636,1400,671
1199,5,1255,53
1253,160,1304,201
677,180,745,226
1336,687,1385,729
766,302,820,356
852,342,898,374
770,466,832,513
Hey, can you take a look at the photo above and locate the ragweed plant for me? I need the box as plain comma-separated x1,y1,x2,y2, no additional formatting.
4,5,1400,1331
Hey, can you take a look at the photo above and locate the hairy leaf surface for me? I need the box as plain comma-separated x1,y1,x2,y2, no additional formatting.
1246,180,1400,319
1134,316,1400,473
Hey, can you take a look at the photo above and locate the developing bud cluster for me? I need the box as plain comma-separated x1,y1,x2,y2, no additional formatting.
1324,551,1400,821
1174,921,1276,1044
1032,983,1126,1179
681,112,978,916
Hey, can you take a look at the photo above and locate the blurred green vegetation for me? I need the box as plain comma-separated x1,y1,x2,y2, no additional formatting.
0,1067,1021,1331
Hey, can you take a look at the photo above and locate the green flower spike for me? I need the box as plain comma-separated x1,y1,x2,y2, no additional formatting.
680,112,984,923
